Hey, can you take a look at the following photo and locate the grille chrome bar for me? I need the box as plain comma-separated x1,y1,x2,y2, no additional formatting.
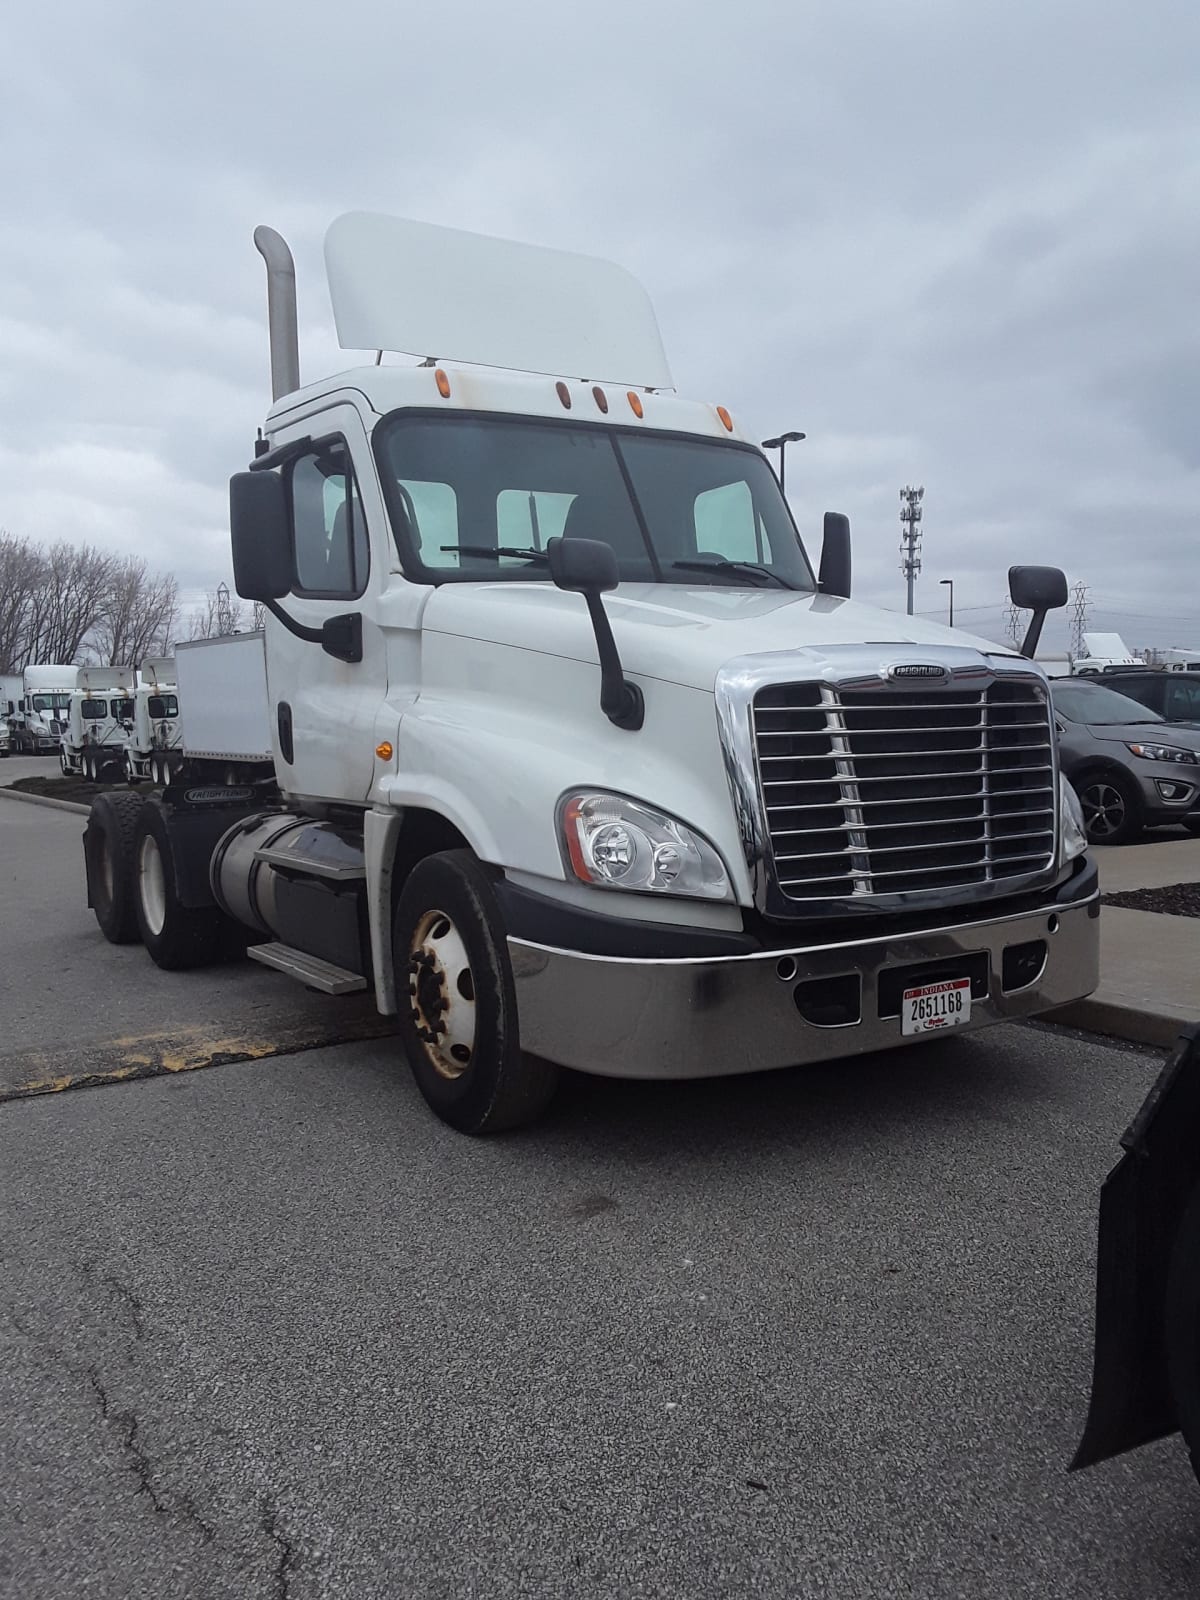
751,679,1057,902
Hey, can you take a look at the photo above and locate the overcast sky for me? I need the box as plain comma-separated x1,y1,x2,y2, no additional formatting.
3,0,1197,654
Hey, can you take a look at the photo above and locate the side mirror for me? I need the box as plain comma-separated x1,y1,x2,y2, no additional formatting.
1008,565,1068,659
230,471,291,600
546,536,619,596
818,512,852,598
545,537,642,731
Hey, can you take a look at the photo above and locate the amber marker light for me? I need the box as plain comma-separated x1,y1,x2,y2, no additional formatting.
375,741,394,761
627,392,644,418
435,369,451,398
716,406,734,431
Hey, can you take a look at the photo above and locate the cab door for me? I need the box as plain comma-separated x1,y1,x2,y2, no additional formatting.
265,403,389,804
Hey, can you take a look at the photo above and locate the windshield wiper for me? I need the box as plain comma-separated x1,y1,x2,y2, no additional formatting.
441,544,549,563
672,558,793,589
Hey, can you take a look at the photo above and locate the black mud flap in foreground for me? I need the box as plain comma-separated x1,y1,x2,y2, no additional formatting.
1072,1022,1200,1470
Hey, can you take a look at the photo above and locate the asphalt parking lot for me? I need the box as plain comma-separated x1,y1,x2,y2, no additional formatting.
2,794,1199,1599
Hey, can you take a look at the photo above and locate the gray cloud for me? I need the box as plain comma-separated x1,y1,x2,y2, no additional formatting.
3,0,1197,648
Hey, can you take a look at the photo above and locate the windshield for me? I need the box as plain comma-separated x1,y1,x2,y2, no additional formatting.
374,415,817,590
148,694,178,718
1053,681,1163,725
80,699,108,720
32,693,71,712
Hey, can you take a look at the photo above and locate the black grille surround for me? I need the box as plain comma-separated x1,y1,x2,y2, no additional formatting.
751,675,1057,905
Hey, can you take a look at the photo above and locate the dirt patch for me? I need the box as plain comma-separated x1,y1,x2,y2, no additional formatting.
4,774,159,805
1102,883,1200,918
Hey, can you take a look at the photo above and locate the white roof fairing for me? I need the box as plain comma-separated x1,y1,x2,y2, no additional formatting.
323,212,674,390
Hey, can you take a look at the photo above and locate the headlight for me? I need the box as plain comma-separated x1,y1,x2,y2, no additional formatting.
1125,742,1199,765
560,793,733,901
1059,777,1087,865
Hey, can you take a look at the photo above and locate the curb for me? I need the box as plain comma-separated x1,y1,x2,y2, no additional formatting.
0,786,91,817
1048,994,1196,1051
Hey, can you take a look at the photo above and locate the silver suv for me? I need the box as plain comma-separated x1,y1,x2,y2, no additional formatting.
1051,678,1200,845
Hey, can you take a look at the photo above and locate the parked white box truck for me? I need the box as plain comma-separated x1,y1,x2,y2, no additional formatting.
60,666,135,780
12,665,76,754
80,212,1100,1134
121,657,183,786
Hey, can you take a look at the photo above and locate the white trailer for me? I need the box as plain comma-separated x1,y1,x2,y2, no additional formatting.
60,666,135,780
12,665,76,754
78,211,1101,1136
172,633,273,784
122,657,183,786
1161,649,1200,673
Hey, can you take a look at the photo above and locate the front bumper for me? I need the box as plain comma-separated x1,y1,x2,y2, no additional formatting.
510,883,1100,1080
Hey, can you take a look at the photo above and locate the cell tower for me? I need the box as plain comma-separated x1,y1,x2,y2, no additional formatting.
899,485,925,616
1070,581,1089,660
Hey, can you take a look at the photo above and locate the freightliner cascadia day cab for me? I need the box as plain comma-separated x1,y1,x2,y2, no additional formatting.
80,212,1100,1134
122,657,183,787
60,666,135,780
13,665,75,754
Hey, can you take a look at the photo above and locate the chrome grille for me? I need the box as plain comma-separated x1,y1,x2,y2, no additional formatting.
752,678,1056,901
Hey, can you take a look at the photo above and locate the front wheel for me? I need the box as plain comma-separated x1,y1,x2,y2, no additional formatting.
133,801,224,969
60,749,70,775
1077,769,1144,846
393,850,559,1134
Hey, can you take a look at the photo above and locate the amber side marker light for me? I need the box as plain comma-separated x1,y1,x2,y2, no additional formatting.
716,406,734,432
375,741,394,761
556,381,572,409
627,391,644,418
435,369,451,398
592,386,609,414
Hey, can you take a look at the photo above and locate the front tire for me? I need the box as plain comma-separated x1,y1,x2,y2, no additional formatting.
1077,768,1144,846
133,801,224,969
85,791,145,944
393,850,559,1134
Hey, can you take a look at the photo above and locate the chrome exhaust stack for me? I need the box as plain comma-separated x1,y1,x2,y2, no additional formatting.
253,225,300,401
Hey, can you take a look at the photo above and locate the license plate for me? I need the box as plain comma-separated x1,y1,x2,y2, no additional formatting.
901,977,971,1036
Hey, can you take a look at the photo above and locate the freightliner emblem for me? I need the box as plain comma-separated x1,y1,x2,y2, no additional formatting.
888,663,948,681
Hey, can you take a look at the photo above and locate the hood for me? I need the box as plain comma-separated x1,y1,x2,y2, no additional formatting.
421,582,1018,692
1087,720,1200,750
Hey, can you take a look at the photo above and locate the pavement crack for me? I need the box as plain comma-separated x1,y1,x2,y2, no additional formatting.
103,1271,147,1342
261,1497,298,1600
86,1365,218,1546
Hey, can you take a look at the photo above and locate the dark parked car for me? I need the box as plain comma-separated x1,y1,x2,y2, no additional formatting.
1051,678,1200,845
1101,669,1200,726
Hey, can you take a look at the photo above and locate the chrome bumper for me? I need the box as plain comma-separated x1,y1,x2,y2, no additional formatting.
510,892,1100,1080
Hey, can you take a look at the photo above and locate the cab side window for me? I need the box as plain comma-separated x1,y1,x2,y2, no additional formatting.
289,443,369,598
1167,681,1200,721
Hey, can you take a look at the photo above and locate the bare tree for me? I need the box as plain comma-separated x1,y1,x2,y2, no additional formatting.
23,542,114,665
89,555,179,668
0,531,46,673
187,586,246,640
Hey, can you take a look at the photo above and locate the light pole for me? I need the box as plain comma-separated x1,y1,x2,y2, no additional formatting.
761,431,806,496
939,577,954,628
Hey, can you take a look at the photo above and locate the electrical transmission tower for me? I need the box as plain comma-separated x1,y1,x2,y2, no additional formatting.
252,601,266,630
1070,582,1089,660
216,581,234,636
1003,598,1022,648
899,485,925,616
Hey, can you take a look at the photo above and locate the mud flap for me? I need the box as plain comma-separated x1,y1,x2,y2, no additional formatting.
1072,1022,1200,1469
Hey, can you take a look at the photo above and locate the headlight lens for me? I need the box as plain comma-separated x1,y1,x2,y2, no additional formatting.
1125,742,1199,765
1059,777,1087,865
560,793,733,900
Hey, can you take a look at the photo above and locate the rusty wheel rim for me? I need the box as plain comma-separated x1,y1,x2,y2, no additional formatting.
407,908,477,1081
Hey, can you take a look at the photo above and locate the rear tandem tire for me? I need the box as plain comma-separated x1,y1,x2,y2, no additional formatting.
1165,1182,1200,1485
393,849,559,1135
85,791,146,945
132,800,224,970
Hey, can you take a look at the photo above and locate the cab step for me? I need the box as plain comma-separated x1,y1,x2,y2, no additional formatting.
246,942,368,995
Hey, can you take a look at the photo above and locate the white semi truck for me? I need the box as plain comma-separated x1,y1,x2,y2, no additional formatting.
0,676,16,757
60,667,135,780
80,212,1100,1134
11,665,76,754
121,657,183,786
